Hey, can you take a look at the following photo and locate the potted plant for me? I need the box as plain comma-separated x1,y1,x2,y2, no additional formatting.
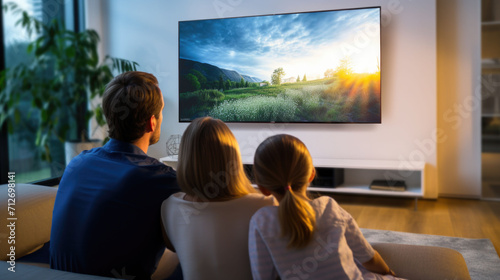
0,3,138,163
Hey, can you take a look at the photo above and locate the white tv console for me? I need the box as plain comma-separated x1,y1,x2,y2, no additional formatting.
160,156,426,210
243,156,425,210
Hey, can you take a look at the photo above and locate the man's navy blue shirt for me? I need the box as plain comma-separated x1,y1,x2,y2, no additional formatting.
50,139,179,279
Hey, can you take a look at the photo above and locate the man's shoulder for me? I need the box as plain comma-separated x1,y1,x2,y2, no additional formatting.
71,147,173,171
64,148,177,188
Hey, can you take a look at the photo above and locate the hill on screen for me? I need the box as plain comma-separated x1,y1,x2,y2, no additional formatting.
179,58,262,93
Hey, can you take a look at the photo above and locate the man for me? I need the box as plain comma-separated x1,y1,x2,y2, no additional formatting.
50,71,180,279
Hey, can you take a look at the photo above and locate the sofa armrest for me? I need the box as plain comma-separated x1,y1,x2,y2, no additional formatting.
372,242,471,280
0,184,57,261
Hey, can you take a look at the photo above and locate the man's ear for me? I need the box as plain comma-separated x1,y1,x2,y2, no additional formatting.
257,185,272,196
308,168,316,183
148,115,157,132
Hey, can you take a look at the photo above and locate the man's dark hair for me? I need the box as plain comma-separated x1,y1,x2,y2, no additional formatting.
102,71,163,143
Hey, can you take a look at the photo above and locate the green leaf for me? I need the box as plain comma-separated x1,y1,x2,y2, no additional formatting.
42,144,52,162
35,128,42,146
58,124,70,141
90,46,98,67
31,97,42,108
40,133,48,148
27,42,34,53
0,113,7,127
14,109,21,123
95,105,106,126
85,110,94,123
65,46,75,58
41,109,48,122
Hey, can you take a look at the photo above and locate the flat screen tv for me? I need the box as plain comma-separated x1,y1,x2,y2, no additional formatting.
179,6,381,123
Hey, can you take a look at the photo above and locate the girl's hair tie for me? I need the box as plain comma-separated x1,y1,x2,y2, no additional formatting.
284,185,291,191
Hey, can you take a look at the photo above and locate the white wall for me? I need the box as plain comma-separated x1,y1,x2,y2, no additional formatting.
88,0,439,198
436,0,481,198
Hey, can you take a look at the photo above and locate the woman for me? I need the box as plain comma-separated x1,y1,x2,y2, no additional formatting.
161,117,274,280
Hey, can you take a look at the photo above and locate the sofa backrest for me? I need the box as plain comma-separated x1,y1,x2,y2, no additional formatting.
0,183,57,261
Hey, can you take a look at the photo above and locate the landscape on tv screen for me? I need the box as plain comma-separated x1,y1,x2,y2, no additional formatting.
179,7,381,123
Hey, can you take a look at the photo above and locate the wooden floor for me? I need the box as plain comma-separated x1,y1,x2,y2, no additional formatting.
314,193,500,257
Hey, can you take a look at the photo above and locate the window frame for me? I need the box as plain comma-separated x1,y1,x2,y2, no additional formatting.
1,3,8,185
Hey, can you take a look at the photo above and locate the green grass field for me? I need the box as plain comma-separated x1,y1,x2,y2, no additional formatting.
179,75,380,123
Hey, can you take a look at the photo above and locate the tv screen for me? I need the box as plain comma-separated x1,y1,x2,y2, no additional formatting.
179,7,381,123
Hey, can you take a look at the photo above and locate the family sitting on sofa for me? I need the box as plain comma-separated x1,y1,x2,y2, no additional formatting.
47,71,401,280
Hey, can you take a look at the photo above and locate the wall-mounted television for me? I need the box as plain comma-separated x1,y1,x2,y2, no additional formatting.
179,6,381,123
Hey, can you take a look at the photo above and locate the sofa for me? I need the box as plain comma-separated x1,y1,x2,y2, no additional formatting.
0,183,471,279
0,183,118,279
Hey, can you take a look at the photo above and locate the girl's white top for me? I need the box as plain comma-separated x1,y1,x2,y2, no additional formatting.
249,196,401,280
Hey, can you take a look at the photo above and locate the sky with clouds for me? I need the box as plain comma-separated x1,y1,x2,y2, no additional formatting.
179,7,380,81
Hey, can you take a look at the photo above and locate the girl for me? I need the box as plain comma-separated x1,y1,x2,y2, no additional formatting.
161,117,275,280
249,134,399,280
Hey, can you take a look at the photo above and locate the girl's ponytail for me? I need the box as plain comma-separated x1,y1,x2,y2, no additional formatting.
254,134,316,248
279,186,316,248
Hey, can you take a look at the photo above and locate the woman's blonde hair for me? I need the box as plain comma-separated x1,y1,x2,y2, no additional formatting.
177,117,255,201
253,134,316,248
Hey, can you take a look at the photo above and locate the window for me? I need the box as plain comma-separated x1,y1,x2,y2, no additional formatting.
1,0,83,184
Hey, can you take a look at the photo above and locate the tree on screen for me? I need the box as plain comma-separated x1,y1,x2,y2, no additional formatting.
271,67,285,85
186,73,201,92
324,68,335,78
191,70,207,89
219,75,224,90
335,57,353,78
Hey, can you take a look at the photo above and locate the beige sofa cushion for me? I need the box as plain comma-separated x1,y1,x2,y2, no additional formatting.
372,242,471,280
0,183,57,261
0,261,118,279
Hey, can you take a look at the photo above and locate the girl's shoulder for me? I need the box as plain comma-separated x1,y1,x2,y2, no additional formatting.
311,196,352,223
311,195,340,210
